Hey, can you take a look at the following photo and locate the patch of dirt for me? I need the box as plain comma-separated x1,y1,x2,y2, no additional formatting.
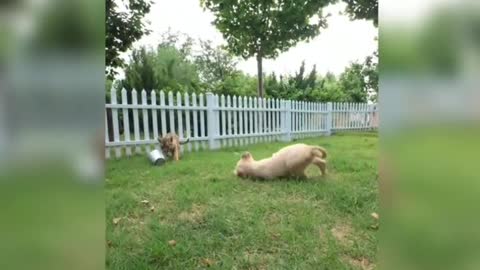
242,251,274,270
200,258,215,267
265,212,282,225
331,223,354,246
285,195,306,204
343,256,374,270
177,204,206,224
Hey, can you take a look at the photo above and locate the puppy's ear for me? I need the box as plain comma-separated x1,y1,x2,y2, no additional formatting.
241,152,251,159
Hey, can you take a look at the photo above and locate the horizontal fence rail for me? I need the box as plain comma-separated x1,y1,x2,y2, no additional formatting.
105,88,378,159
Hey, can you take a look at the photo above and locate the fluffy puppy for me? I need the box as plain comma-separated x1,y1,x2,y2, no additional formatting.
234,144,327,180
157,133,190,161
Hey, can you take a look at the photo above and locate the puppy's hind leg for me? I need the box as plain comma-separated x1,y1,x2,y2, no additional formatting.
312,157,327,175
294,172,308,180
173,146,180,161
290,169,307,180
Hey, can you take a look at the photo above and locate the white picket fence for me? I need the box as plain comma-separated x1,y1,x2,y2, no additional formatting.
105,88,378,159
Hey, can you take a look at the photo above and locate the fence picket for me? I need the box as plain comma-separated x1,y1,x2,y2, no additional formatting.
269,98,274,141
320,103,323,131
350,103,354,129
227,95,232,147
151,91,158,150
309,102,313,134
199,93,206,150
238,96,244,146
160,91,167,137
232,96,238,146
339,103,342,129
336,102,339,129
141,90,151,153
121,89,131,156
248,97,254,144
308,102,312,134
243,96,248,145
306,102,310,135
105,111,110,159
360,103,363,129
264,98,268,142
264,98,269,141
291,101,295,136
299,101,305,139
322,102,325,131
336,102,340,129
311,102,315,133
319,102,323,131
345,103,349,129
253,97,259,144
299,101,303,135
263,98,270,142
274,99,278,138
132,89,141,154
184,92,192,152
295,101,299,138
176,92,184,153
168,91,175,135
302,102,306,138
192,93,199,151
360,103,364,129
350,103,356,128
365,103,369,130
353,103,357,129
292,101,296,138
278,99,282,137
302,102,310,137
258,98,263,143
365,103,368,130
270,98,277,141
352,103,356,129
110,87,121,158
220,95,226,147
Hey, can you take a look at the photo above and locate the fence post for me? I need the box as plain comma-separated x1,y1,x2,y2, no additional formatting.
326,102,333,136
206,92,220,149
281,100,292,142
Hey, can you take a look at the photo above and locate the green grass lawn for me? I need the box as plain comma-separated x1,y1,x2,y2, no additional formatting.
106,133,378,270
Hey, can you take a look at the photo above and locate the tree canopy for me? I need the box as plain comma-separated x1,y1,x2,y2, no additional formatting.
342,0,378,26
106,0,152,78
114,30,378,103
201,0,335,97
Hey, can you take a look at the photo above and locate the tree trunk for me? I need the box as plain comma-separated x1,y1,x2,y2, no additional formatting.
256,53,264,97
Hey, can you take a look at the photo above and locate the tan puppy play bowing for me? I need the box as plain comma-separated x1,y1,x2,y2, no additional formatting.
234,144,327,179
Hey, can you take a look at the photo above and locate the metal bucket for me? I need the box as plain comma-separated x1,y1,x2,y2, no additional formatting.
148,149,166,166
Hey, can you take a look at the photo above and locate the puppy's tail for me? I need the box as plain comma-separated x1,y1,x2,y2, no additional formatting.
179,137,190,145
311,146,327,159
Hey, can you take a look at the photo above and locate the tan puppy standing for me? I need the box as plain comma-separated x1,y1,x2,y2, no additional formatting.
157,133,190,161
234,144,327,180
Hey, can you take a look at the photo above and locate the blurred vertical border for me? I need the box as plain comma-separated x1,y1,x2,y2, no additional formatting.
380,0,480,269
0,0,105,270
